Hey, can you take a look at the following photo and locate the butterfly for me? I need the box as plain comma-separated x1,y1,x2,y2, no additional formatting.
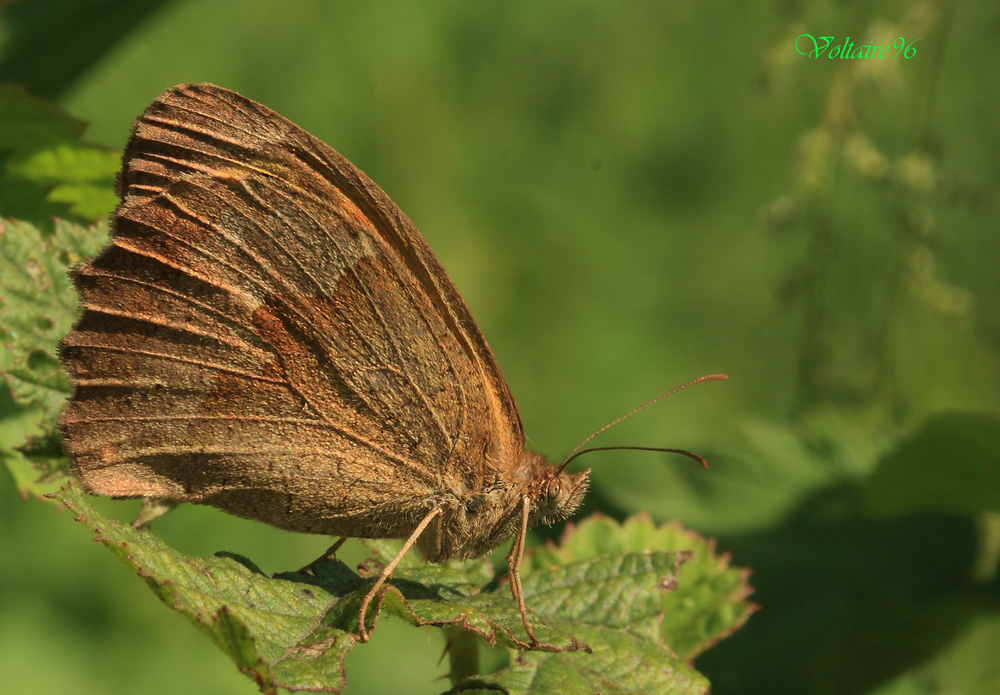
59,83,725,648
58,83,591,647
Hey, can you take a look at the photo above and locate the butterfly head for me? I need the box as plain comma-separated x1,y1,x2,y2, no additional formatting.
523,451,590,526
538,468,590,525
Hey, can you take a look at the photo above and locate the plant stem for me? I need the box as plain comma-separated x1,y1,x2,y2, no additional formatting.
443,625,480,687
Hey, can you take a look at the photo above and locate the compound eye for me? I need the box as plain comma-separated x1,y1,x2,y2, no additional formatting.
546,478,562,502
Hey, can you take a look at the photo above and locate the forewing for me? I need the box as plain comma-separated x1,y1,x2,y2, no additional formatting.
58,83,523,535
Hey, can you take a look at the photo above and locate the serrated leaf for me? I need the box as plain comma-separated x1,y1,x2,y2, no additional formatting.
6,142,120,186
356,539,583,650
53,483,358,694
51,483,584,692
450,516,757,695
6,144,120,219
865,411,1000,516
452,625,705,695
0,392,67,496
50,483,752,694
292,553,582,653
48,182,120,219
15,429,72,481
528,514,757,660
0,218,106,431
0,87,118,225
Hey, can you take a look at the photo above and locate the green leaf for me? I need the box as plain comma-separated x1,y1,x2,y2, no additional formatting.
449,515,756,695
450,627,704,695
356,538,581,649
1,446,64,499
0,84,86,150
881,610,1000,695
0,383,66,499
0,0,171,100
48,181,120,219
50,483,753,694
0,210,753,692
865,411,1000,516
801,588,998,695
52,484,356,694
0,86,118,225
8,144,121,219
295,553,585,653
0,218,106,435
6,142,120,186
527,514,756,660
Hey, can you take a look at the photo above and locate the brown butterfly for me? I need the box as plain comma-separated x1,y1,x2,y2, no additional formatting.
59,83,722,647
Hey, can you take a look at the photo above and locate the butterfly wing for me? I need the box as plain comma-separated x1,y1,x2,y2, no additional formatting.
59,83,523,538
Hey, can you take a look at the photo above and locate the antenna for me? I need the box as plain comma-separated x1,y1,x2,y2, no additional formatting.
557,373,728,473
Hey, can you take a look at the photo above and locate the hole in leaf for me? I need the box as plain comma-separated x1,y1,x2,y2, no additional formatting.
27,349,58,373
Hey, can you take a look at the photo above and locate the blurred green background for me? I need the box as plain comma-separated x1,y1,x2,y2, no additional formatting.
2,1,999,694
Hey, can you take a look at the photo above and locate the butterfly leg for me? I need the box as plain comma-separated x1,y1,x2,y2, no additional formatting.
507,496,557,650
130,498,180,529
299,537,347,574
358,506,443,641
